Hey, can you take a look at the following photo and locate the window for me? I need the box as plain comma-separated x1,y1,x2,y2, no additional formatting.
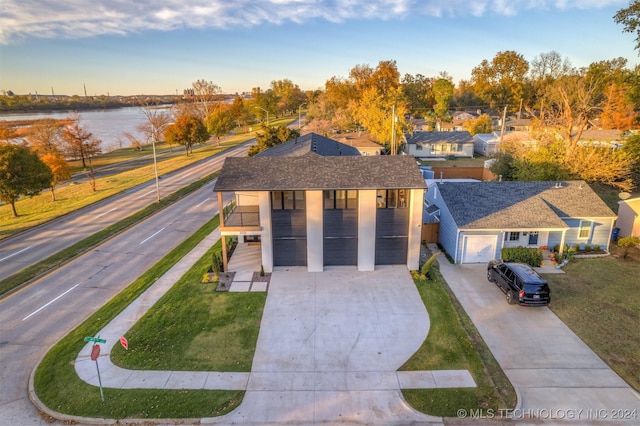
578,220,592,239
272,191,304,210
508,232,520,241
416,144,423,150
377,189,408,208
324,190,357,209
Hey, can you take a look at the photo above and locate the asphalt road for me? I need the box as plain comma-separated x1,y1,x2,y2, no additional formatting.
0,141,249,425
0,142,249,282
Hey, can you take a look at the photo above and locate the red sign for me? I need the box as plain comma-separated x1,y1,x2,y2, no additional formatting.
120,335,128,350
90,344,100,361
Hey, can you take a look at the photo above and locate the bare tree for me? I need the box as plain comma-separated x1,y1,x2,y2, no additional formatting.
191,79,222,118
26,118,64,155
61,112,101,168
137,104,173,144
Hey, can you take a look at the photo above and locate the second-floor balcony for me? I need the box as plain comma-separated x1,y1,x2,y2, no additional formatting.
221,205,261,232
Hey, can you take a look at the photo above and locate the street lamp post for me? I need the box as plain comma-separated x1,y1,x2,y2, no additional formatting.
254,106,269,126
151,139,160,202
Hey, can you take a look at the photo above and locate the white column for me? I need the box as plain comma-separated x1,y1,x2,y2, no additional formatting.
258,191,273,273
306,190,324,272
358,190,377,271
407,188,424,270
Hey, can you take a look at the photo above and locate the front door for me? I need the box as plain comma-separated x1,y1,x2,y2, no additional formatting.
528,231,539,245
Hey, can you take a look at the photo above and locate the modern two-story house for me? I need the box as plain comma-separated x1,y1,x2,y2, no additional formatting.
213,133,426,272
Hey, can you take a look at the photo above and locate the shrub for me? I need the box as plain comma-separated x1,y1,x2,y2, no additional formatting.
501,247,543,267
585,245,592,252
553,244,561,253
594,244,601,252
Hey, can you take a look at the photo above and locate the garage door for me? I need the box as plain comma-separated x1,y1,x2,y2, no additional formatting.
462,235,497,263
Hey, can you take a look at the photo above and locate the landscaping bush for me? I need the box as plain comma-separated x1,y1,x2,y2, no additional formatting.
501,247,543,267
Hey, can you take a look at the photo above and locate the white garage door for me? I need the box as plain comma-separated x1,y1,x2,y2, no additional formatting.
462,235,497,263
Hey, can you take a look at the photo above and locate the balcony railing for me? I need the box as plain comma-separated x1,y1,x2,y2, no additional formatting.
222,205,261,230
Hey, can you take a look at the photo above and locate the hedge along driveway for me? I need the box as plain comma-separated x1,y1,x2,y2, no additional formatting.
33,213,261,420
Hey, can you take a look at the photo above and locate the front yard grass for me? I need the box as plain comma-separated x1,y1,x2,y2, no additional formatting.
34,213,248,419
400,267,516,417
111,240,265,371
543,255,640,391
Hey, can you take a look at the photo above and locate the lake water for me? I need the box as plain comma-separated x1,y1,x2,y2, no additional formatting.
0,106,172,152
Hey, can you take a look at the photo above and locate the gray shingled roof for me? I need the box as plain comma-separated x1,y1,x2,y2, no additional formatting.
405,131,474,145
436,181,615,229
255,133,361,157
214,156,427,191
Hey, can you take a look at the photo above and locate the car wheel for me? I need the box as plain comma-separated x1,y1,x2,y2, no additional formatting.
506,291,517,305
487,270,493,282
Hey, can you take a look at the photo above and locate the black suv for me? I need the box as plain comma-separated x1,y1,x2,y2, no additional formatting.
487,260,551,306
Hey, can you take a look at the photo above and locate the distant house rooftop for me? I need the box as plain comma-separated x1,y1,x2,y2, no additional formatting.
405,131,474,145
255,132,360,157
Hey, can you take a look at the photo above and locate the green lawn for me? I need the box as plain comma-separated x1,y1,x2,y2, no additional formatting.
543,255,640,391
400,267,516,417
111,241,265,372
34,214,249,419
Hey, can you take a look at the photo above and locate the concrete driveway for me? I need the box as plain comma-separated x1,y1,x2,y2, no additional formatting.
212,265,444,425
437,259,640,424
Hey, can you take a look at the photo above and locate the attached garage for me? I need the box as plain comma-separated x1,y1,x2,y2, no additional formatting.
461,235,497,263
375,204,409,265
272,192,307,266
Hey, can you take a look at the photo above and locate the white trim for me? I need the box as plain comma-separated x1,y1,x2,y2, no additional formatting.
578,219,593,240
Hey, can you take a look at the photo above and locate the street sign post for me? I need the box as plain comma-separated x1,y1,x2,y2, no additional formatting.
84,336,105,401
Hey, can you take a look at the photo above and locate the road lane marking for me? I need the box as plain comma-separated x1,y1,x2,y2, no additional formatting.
139,227,166,245
95,207,117,219
137,189,156,199
195,197,210,208
0,246,32,263
23,283,80,321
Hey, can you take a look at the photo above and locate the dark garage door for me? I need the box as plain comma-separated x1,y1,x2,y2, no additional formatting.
272,210,307,266
324,209,358,265
375,208,408,265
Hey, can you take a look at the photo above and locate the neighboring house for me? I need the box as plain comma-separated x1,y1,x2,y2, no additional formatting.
504,118,532,131
404,131,475,158
436,111,478,132
214,143,426,273
473,131,535,156
577,129,625,149
424,180,616,263
473,132,501,157
411,118,431,132
256,132,361,157
333,131,383,156
616,197,640,238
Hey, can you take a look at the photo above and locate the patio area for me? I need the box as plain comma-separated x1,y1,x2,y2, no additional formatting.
226,241,269,292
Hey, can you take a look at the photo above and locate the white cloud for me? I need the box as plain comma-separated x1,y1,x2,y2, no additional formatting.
0,0,628,44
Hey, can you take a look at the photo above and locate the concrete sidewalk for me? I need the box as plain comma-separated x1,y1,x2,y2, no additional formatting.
433,248,640,424
55,229,477,425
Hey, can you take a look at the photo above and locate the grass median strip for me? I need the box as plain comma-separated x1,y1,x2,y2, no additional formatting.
400,266,516,418
34,212,251,419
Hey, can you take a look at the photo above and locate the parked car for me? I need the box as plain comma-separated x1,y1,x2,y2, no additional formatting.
487,260,551,306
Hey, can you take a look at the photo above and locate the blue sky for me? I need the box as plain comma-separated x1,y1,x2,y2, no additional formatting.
0,0,637,96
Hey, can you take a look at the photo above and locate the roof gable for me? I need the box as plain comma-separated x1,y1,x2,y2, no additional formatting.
436,181,615,229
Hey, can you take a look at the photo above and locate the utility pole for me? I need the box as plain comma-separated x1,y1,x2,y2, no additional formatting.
391,104,396,155
84,83,88,98
498,105,508,150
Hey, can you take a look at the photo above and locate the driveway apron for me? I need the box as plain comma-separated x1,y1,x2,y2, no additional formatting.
437,260,640,424
210,265,442,425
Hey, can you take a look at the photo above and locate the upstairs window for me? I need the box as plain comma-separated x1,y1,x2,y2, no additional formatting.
272,191,305,210
377,189,408,208
324,190,357,209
